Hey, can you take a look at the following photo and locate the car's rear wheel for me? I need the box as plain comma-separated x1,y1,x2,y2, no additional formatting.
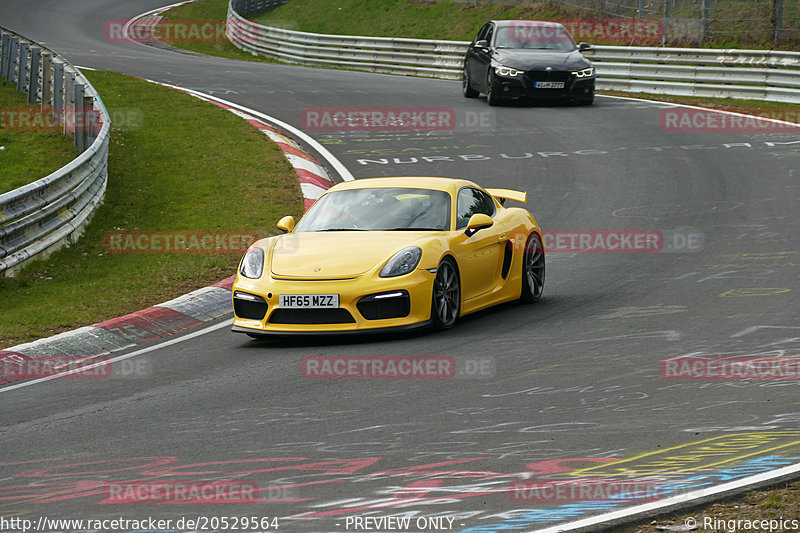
486,73,501,106
463,66,478,98
520,233,545,303
431,257,460,330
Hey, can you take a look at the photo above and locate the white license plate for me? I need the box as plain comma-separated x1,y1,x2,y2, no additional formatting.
280,294,339,309
534,81,565,89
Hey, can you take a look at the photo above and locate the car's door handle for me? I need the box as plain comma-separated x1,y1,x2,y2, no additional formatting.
498,232,507,242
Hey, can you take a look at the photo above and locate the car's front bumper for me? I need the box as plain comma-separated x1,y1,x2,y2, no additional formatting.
231,269,436,334
494,72,595,101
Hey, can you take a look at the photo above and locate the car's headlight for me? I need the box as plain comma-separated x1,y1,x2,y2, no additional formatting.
380,247,422,278
572,67,595,78
495,65,523,77
240,247,265,279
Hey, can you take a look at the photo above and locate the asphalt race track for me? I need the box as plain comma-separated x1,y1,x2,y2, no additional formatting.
1,1,800,531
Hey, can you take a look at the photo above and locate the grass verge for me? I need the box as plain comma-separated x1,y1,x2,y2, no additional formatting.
252,0,800,49
156,0,277,62
620,479,800,532
0,70,301,348
253,0,568,43
0,81,77,194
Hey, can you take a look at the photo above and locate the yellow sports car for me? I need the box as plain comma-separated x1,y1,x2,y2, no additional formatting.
231,177,544,336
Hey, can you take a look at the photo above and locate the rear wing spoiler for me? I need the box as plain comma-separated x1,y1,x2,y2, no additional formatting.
486,188,527,205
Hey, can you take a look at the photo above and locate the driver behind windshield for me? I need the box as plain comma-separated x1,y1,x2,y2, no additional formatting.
494,24,575,51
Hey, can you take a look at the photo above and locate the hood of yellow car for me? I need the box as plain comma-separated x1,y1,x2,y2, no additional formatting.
270,231,428,279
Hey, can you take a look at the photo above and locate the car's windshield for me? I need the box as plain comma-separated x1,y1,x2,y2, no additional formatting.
295,187,451,232
494,24,576,51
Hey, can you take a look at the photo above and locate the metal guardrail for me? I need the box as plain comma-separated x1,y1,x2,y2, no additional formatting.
226,2,800,104
0,26,110,276
230,0,290,17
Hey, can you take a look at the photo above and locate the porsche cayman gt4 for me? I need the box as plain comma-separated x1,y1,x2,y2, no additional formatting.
231,177,544,336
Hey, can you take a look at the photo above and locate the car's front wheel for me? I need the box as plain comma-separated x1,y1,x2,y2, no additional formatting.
463,66,478,98
486,73,501,106
431,257,460,330
520,233,545,303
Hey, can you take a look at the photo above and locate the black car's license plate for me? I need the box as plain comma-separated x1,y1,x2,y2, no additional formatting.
534,81,565,89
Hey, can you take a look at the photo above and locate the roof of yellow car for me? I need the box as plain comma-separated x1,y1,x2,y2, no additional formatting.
328,176,479,193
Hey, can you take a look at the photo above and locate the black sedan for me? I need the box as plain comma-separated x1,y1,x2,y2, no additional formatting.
463,20,595,106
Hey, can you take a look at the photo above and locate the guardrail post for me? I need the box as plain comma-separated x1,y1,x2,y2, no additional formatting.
53,61,63,123
28,47,41,104
17,41,29,94
74,82,85,151
663,0,671,44
701,0,710,38
7,37,19,84
773,0,784,42
637,0,645,18
83,95,95,149
1,33,10,81
41,53,52,108
64,70,75,139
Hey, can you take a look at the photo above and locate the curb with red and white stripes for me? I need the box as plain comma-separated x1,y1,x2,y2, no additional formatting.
0,79,341,384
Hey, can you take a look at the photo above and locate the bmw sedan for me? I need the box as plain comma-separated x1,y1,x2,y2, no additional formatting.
463,20,595,106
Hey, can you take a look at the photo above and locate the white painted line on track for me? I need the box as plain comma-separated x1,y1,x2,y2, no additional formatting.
0,319,232,394
602,94,800,129
529,460,800,532
151,80,354,182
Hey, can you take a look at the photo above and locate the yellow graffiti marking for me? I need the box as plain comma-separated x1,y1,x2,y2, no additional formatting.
568,432,800,476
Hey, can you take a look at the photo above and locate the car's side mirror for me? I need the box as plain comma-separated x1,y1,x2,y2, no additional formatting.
465,213,494,237
578,42,592,52
277,215,295,233
474,39,490,51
